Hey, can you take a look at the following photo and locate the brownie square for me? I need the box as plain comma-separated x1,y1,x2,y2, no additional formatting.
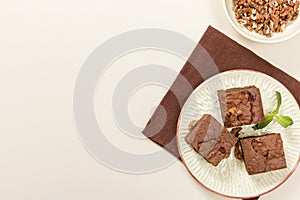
240,134,287,175
185,114,237,166
218,86,265,128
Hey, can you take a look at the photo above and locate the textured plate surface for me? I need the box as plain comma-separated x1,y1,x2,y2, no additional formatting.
177,70,300,198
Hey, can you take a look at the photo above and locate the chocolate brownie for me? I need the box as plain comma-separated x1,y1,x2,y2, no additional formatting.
218,86,265,128
185,114,237,166
240,134,287,175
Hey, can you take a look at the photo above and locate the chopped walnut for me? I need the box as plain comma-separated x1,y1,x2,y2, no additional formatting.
234,142,243,160
230,127,243,160
233,0,300,37
188,120,198,130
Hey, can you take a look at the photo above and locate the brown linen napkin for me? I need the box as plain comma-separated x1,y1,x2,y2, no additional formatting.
142,26,300,199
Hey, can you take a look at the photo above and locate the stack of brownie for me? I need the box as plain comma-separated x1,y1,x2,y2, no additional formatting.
185,86,287,175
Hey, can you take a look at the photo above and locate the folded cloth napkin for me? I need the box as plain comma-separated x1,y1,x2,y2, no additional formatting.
142,26,300,199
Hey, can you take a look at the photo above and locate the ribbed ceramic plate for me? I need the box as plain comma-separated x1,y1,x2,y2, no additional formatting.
177,70,300,198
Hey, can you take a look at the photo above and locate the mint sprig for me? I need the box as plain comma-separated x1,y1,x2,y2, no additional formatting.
276,115,294,128
252,91,293,130
272,91,281,115
252,114,273,130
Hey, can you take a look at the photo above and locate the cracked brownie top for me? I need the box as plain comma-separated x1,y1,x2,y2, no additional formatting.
240,133,287,175
185,114,237,166
218,86,265,127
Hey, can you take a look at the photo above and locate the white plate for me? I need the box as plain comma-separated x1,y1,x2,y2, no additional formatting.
223,0,300,43
177,70,300,198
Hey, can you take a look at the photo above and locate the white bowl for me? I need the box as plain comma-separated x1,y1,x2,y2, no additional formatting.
223,0,300,43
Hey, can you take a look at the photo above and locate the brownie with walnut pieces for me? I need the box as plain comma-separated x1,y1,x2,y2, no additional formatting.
185,114,237,166
240,133,287,175
218,86,265,128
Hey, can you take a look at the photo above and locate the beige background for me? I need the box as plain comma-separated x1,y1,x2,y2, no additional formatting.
0,0,299,200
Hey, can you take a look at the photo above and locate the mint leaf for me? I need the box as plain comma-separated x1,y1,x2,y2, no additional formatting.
252,91,293,130
252,114,274,130
272,91,282,115
276,115,294,128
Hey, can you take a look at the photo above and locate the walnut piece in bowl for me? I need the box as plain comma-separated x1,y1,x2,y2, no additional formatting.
223,0,300,43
